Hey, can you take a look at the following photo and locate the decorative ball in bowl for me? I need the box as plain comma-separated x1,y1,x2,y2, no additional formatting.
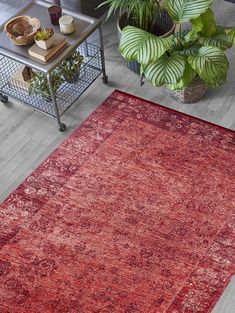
4,15,40,45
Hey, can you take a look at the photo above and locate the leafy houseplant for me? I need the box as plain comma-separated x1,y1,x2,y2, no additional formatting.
99,0,175,73
120,0,235,103
28,51,84,100
57,51,84,83
100,0,162,33
34,28,55,50
29,71,63,102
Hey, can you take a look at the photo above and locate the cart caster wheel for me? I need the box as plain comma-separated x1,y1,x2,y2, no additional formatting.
102,75,108,84
0,94,8,103
59,123,67,132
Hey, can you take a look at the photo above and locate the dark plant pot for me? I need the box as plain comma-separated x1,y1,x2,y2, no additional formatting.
64,71,80,84
167,77,208,103
117,11,176,75
127,61,140,74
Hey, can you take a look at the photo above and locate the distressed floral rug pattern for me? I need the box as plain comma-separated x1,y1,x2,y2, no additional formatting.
0,90,234,313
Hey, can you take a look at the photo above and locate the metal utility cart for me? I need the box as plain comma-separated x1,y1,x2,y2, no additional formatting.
0,0,108,131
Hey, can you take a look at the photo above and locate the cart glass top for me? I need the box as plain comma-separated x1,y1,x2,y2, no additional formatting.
0,0,100,73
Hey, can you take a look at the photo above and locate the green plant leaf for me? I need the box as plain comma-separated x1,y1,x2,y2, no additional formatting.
198,26,233,50
119,26,173,64
98,0,127,19
188,46,229,85
191,8,216,37
143,53,186,86
99,0,160,31
166,59,197,90
178,45,200,56
184,30,199,43
29,71,63,97
224,27,235,45
171,30,198,52
204,73,227,88
165,0,213,23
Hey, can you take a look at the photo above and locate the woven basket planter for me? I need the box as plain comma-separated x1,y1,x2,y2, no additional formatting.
117,11,175,75
167,77,208,103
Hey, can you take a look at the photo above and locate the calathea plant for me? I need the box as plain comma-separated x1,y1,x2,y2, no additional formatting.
99,0,175,75
119,0,235,91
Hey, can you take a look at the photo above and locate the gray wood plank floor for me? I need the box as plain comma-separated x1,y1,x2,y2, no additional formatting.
0,0,234,312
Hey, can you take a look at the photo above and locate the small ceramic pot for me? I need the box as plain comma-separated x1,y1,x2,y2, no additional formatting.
64,71,80,84
35,34,55,50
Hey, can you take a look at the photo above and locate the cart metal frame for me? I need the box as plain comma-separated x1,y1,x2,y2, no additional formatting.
0,0,108,131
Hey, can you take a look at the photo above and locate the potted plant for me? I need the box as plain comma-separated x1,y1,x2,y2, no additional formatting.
34,28,55,50
28,51,84,100
57,51,84,84
29,71,63,101
120,0,235,103
99,0,176,73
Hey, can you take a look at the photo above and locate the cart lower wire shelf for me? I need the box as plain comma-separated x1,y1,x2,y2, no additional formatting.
0,43,103,118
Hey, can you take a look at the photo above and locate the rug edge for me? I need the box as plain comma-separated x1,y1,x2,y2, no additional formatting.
114,89,235,135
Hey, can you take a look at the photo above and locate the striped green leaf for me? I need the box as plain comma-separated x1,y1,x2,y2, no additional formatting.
165,0,213,23
184,31,199,43
204,73,227,87
188,46,229,86
178,45,201,56
166,58,197,90
171,30,197,52
199,26,233,50
224,27,235,45
119,26,173,64
143,53,186,86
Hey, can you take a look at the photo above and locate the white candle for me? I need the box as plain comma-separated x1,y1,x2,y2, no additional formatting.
59,15,75,34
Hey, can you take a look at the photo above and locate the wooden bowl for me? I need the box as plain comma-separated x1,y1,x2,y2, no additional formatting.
4,15,40,46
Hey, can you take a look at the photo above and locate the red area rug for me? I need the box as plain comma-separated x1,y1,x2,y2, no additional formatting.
0,90,234,313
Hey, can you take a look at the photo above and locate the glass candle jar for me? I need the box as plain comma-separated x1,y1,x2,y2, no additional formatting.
48,5,62,25
59,15,75,35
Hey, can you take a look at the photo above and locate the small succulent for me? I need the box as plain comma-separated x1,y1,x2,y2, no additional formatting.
35,28,54,41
